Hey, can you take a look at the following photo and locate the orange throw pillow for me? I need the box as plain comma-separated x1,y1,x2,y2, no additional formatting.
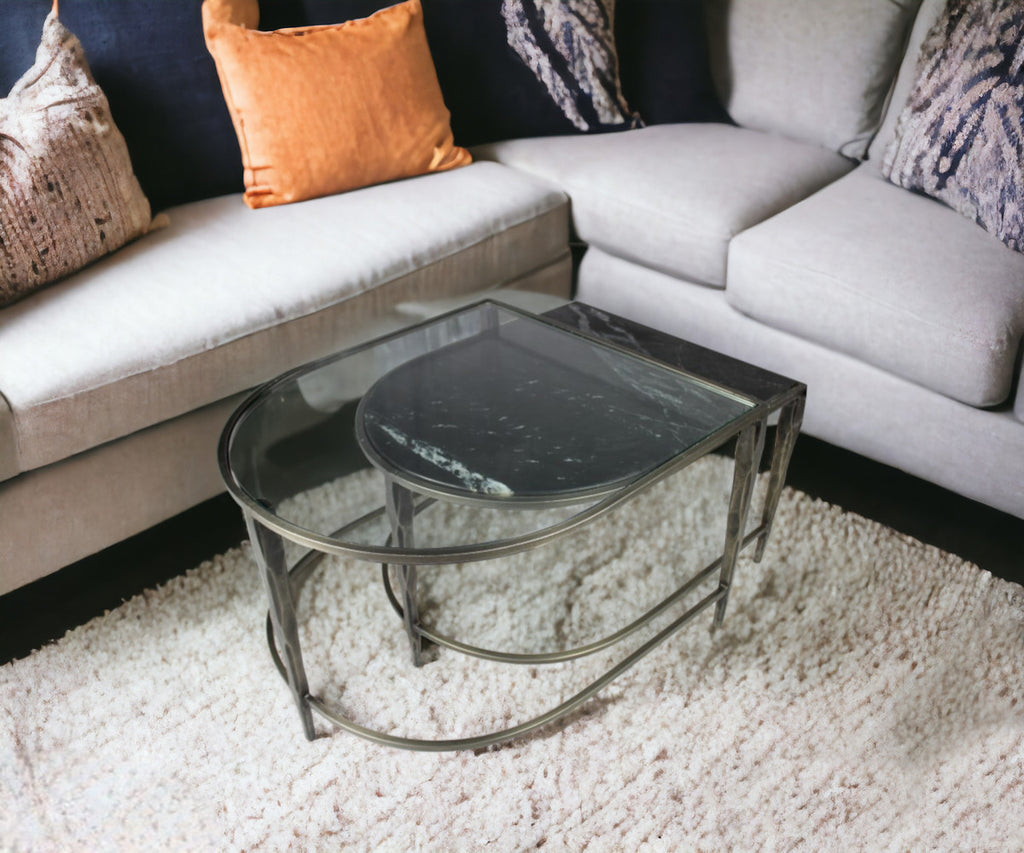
201,0,471,208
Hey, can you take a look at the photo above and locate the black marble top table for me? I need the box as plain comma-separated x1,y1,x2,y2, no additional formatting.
220,299,809,747
355,306,754,503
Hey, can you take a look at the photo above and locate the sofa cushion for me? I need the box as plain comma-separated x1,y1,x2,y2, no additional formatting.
725,164,1024,407
0,162,569,476
705,0,923,158
474,124,853,286
201,0,471,208
1,10,153,307
882,0,1024,253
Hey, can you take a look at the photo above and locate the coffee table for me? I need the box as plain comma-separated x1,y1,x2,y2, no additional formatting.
218,300,805,749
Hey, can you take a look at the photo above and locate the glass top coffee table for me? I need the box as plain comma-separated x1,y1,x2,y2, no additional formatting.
219,300,805,749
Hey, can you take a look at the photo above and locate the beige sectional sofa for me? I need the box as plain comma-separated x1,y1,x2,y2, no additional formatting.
478,0,1024,523
3,0,1022,599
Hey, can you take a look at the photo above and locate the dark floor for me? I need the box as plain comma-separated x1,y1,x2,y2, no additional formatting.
1,433,1022,665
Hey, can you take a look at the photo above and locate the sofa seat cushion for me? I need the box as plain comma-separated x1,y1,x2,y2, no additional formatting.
474,124,853,287
726,164,1024,407
0,161,569,477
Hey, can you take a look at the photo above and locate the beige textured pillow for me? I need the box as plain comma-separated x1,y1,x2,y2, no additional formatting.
0,10,153,307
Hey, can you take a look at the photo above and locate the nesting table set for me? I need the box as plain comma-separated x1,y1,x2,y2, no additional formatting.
219,300,805,749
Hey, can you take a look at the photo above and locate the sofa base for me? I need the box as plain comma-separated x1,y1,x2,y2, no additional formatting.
0,266,571,596
578,247,1024,520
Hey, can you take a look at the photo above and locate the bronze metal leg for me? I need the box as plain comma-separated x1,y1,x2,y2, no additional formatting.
714,420,766,629
755,396,805,562
245,512,316,740
385,478,423,666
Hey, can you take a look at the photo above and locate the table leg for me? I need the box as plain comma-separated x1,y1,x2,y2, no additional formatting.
713,420,766,629
244,512,316,740
386,478,423,667
754,396,805,562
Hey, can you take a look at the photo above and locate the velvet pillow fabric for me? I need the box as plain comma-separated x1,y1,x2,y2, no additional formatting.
0,9,153,307
883,0,1024,252
201,0,471,208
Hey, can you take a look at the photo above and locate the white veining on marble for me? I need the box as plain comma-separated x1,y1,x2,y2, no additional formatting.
379,424,514,496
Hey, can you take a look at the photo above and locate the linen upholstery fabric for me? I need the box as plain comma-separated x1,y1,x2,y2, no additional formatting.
705,0,923,158
577,246,1024,517
0,162,569,475
725,164,1024,407
0,394,245,596
882,0,1024,252
201,0,470,208
0,10,152,306
474,125,852,286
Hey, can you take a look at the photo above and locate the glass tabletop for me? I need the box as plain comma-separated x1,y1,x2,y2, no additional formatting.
219,301,756,559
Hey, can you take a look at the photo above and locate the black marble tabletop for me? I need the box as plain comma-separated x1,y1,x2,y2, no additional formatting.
357,312,752,502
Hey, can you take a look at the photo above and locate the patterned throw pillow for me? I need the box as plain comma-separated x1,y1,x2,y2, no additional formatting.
883,0,1024,251
0,10,153,307
501,0,640,133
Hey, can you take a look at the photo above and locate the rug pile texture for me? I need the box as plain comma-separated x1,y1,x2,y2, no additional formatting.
2,456,1022,851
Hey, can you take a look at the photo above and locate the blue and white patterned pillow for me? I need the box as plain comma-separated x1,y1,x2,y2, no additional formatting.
502,0,640,133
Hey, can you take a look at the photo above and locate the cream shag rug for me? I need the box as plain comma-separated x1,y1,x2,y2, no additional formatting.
2,456,1022,852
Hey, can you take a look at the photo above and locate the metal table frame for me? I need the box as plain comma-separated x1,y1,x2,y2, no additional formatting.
221,302,806,750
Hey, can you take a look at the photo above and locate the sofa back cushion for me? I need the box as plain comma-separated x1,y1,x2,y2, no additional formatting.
706,0,922,158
